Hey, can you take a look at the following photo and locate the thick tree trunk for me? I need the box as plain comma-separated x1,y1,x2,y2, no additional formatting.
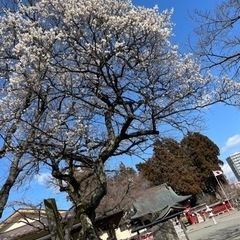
75,161,107,240
44,199,99,240
107,224,117,240
151,220,179,240
77,212,100,240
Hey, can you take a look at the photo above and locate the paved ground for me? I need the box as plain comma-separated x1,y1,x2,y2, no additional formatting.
186,209,240,240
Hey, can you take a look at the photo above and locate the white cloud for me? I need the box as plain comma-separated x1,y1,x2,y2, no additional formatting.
35,172,52,185
221,134,240,152
35,172,61,193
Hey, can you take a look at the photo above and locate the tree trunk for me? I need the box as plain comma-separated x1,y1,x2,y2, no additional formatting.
77,212,100,240
44,199,99,240
151,220,179,240
107,224,117,240
0,158,22,219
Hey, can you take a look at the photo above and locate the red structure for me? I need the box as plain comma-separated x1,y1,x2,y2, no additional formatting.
212,201,232,215
185,201,232,225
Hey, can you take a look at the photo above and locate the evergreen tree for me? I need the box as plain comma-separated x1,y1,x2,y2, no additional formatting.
137,133,226,200
137,138,201,196
181,132,225,194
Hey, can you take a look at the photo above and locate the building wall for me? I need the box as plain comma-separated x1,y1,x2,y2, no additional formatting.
100,227,144,240
227,153,240,181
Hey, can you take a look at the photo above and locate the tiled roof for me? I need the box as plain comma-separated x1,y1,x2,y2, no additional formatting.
131,183,191,219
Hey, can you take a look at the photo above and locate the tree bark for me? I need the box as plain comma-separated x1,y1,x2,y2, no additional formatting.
0,157,22,219
77,211,100,240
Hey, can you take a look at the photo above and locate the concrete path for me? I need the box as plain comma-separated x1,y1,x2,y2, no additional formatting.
186,209,240,240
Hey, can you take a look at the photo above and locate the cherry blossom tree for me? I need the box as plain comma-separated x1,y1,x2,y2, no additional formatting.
192,0,240,79
0,0,239,239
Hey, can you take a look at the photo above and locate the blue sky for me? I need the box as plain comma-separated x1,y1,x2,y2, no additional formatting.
2,0,240,220
131,0,240,183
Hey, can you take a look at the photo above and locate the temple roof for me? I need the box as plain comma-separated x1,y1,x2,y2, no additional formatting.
131,183,191,219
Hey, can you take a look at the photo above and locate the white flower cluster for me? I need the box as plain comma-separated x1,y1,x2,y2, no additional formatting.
0,0,237,159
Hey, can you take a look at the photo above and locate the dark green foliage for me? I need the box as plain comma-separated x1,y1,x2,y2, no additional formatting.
181,132,226,192
137,132,226,198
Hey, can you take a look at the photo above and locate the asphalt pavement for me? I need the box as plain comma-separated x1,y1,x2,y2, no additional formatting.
186,209,240,240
